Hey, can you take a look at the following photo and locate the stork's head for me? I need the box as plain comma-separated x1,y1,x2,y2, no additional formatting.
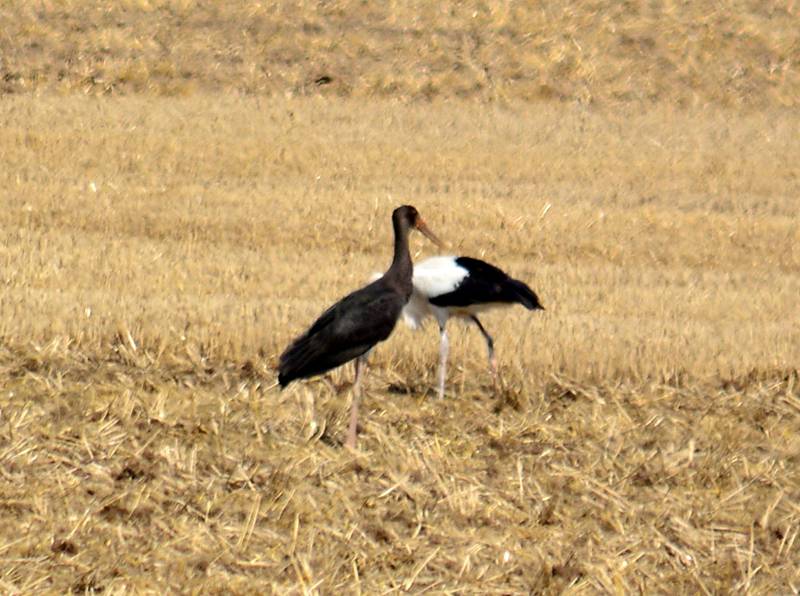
393,205,444,248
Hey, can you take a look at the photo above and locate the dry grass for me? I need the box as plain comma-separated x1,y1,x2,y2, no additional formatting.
2,95,799,593
1,1,798,107
2,1,800,593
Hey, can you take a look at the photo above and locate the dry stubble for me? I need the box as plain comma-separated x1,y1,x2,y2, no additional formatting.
1,93,799,592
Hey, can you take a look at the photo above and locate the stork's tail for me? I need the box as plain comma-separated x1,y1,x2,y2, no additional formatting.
507,279,544,311
278,332,324,387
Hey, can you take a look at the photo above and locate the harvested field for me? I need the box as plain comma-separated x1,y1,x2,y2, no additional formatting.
1,1,800,593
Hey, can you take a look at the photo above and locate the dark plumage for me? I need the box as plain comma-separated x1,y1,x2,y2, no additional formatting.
428,257,543,311
278,286,407,387
278,205,442,447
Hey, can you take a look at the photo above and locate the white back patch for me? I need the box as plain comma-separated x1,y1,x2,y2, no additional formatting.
412,256,469,299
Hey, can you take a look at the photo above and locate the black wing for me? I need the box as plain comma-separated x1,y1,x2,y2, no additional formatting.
278,280,406,386
429,257,543,310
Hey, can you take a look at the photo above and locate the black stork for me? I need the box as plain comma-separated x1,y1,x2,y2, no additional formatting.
398,255,544,399
278,205,443,448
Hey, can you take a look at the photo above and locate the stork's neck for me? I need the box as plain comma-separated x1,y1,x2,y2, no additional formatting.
386,216,413,290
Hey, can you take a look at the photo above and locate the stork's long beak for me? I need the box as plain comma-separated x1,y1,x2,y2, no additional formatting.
415,218,445,249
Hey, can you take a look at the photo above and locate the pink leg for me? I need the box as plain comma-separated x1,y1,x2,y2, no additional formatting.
437,326,449,399
345,356,366,449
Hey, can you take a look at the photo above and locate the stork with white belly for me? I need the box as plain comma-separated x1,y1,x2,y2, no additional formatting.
402,255,544,399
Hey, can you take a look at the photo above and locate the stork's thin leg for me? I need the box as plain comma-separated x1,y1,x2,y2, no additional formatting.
301,387,318,440
470,315,498,390
437,325,449,399
345,356,366,449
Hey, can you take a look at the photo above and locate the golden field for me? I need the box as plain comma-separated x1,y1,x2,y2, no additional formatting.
1,1,800,593
1,0,798,107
